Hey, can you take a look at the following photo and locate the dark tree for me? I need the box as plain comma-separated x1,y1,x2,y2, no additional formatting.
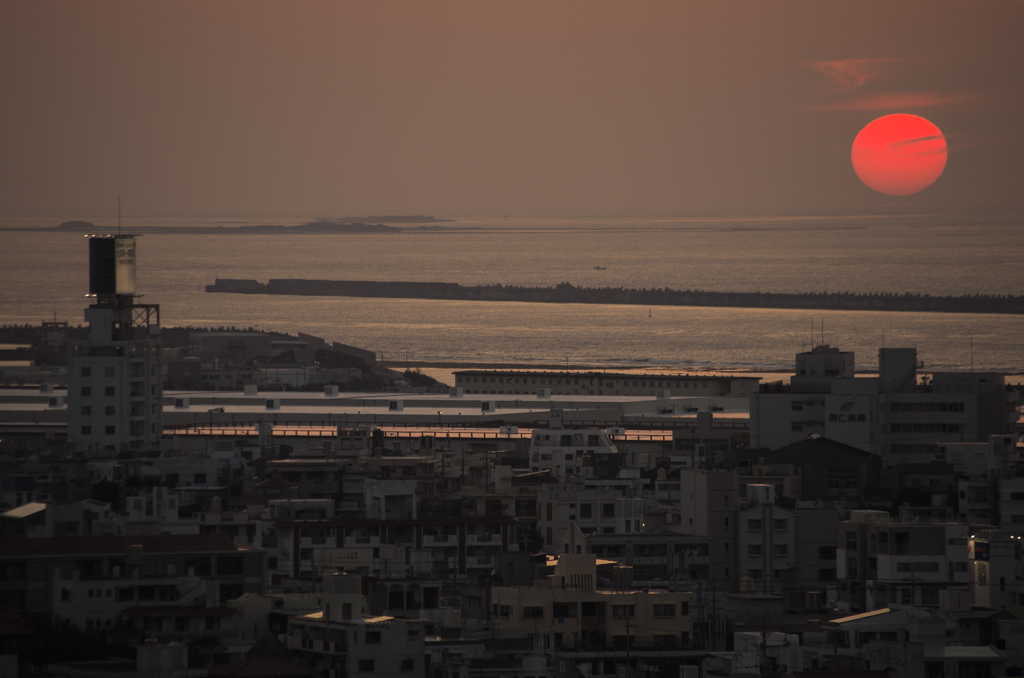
92,479,123,510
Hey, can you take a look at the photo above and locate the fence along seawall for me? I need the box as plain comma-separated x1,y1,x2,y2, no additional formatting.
205,278,1024,315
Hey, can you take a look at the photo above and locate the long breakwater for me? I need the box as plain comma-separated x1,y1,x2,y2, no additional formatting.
205,278,1024,315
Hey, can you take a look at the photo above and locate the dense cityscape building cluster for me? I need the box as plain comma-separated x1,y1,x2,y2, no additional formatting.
0,241,1021,678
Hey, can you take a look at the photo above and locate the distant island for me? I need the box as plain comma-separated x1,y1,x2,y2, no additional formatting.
7,217,456,235
206,278,1024,315
50,220,408,235
344,216,454,223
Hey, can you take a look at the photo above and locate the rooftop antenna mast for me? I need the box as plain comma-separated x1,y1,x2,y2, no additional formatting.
118,195,121,235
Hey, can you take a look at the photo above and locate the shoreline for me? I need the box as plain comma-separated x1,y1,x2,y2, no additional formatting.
386,361,798,389
388,361,1024,391
391,360,793,375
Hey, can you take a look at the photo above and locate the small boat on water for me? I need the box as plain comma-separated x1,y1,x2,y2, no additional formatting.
594,266,606,270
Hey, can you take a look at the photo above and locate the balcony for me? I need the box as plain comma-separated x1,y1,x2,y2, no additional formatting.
422,534,455,546
466,533,500,545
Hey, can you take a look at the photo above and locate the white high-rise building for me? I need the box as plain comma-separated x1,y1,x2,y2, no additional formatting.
751,345,1019,466
67,235,163,455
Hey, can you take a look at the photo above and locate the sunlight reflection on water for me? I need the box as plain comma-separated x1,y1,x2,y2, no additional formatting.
2,216,1022,373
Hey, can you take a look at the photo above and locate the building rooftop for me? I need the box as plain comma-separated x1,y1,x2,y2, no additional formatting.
827,608,893,625
1,502,48,520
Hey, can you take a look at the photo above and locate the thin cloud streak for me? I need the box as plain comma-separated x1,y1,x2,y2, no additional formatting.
891,134,944,149
813,91,975,111
809,58,899,91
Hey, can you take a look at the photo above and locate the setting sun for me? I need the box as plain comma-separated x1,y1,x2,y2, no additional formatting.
851,114,947,196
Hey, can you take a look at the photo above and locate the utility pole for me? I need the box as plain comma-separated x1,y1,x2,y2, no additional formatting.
760,612,769,678
626,612,632,673
711,567,719,651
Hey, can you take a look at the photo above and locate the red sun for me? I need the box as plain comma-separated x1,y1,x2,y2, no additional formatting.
851,114,947,196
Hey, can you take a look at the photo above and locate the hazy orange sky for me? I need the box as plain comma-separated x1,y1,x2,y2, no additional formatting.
2,1,1022,218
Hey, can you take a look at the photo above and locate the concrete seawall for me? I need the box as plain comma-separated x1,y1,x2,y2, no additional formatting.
205,278,1024,315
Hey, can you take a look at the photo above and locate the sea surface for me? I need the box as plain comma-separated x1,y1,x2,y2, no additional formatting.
1,215,1022,376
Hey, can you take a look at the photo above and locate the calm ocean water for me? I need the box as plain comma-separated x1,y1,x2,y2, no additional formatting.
1,215,1022,374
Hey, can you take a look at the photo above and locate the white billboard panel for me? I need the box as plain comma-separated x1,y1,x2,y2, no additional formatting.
114,236,136,294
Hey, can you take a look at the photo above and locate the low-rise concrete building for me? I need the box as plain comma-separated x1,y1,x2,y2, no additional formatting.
0,533,265,630
491,554,693,654
837,511,970,613
286,572,426,678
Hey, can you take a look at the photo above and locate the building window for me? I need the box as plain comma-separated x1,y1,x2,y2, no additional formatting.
105,367,115,377
81,367,92,377
81,425,92,435
748,569,763,580
358,659,374,672
748,545,762,556
401,659,415,672
580,504,592,518
653,604,675,616
773,545,788,556
523,606,543,618
105,425,115,435
747,519,762,531
105,386,115,397
365,631,381,644
81,406,92,415
818,546,836,560
603,504,615,518
846,530,857,549
81,386,92,396
105,405,116,416
612,605,635,618
773,519,788,530
896,562,940,573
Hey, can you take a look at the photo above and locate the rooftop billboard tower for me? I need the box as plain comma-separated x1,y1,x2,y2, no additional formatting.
67,233,163,455
88,234,137,298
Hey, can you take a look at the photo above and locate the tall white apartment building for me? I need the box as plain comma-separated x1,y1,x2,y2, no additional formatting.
751,345,1019,467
